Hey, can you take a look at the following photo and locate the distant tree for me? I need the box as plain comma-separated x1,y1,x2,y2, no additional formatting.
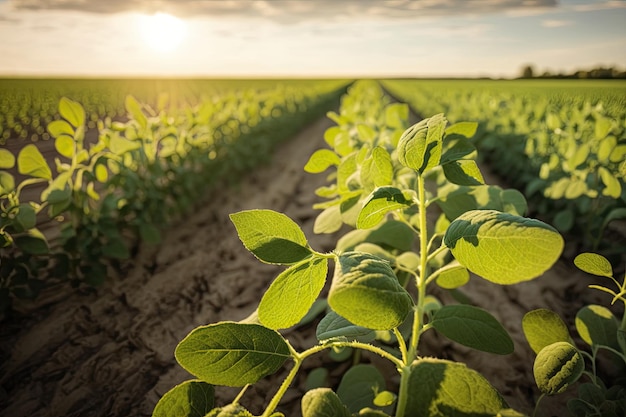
521,65,535,78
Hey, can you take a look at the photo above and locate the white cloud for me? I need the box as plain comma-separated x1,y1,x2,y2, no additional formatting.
541,19,574,28
8,0,559,22
573,1,626,12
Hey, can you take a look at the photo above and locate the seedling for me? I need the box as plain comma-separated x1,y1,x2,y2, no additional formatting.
155,82,565,417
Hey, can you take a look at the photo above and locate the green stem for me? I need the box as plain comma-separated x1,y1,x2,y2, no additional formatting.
398,173,430,417
393,327,408,364
261,343,303,417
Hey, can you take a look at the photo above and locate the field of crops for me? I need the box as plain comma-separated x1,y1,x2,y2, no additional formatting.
1,78,625,417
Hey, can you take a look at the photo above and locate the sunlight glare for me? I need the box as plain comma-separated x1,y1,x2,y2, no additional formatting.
139,13,187,53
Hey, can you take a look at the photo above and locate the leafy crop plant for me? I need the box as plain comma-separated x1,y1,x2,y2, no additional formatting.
154,93,564,416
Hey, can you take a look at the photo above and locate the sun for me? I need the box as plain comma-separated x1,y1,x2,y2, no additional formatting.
138,12,187,53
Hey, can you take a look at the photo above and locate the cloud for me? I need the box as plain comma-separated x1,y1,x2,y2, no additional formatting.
572,1,626,12
9,0,559,22
541,19,573,28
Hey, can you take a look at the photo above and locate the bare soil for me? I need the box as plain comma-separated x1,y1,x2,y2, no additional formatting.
0,111,620,417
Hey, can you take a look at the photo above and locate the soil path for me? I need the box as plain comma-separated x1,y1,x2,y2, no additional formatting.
1,102,617,417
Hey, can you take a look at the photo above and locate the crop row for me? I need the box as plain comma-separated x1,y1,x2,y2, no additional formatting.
0,78,348,144
382,79,626,255
0,80,349,312
154,80,625,416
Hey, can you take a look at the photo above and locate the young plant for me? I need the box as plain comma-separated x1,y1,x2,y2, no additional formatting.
154,100,565,416
522,252,626,417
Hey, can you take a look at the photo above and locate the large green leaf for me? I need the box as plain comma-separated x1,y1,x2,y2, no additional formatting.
445,121,478,138
14,228,48,255
230,210,311,265
444,210,563,284
301,388,351,417
522,309,571,355
328,251,413,330
59,97,85,128
405,358,508,417
434,261,469,289
259,257,328,329
397,114,447,174
357,187,413,229
533,342,584,395
430,305,513,354
175,322,291,387
17,144,52,180
337,364,386,414
152,379,214,417
575,305,619,349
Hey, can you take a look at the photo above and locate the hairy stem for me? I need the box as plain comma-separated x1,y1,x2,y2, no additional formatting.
397,173,430,417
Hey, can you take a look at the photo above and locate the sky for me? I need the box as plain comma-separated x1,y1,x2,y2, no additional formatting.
0,0,624,78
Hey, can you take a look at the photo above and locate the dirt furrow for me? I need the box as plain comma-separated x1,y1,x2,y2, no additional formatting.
0,113,341,417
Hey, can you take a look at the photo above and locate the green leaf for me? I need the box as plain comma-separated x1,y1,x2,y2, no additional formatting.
357,124,377,143
316,310,376,343
140,223,161,244
16,204,36,230
95,164,109,183
357,187,413,229
55,135,75,158
406,358,508,417
305,149,341,173
337,364,386,414
442,160,485,186
444,210,563,284
230,210,311,265
175,322,291,387
594,115,612,140
109,135,141,155
522,309,571,355
0,148,16,169
361,147,393,188
435,261,470,289
430,305,514,354
102,239,130,259
373,391,397,408
397,114,446,174
47,119,74,138
445,121,478,138
440,137,477,164
328,251,413,330
59,97,85,128
205,404,254,417
14,229,48,255
259,257,328,329
598,166,622,198
314,205,343,234
17,144,52,180
575,305,619,349
301,388,351,417
153,380,214,417
0,172,15,194
126,95,148,129
385,103,408,129
533,342,584,395
574,253,613,278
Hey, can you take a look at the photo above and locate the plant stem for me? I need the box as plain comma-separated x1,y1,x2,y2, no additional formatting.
261,343,303,417
397,173,430,417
